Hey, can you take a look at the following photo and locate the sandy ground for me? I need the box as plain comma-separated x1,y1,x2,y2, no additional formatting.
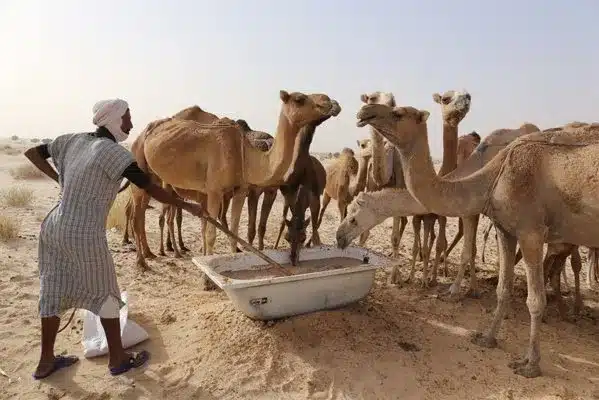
2,138,599,400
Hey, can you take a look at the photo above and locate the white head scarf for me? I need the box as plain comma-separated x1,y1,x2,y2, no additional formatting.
92,99,130,142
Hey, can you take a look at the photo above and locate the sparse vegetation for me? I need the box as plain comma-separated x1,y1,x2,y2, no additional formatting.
41,138,52,144
0,214,20,242
3,186,34,207
30,138,40,143
9,163,46,180
10,135,18,141
0,144,20,156
106,185,130,231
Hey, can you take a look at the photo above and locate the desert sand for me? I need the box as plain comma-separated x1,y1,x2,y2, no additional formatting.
2,137,599,400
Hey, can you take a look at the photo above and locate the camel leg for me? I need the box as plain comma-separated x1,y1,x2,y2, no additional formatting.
122,197,133,245
471,225,516,350
443,217,464,262
441,215,479,301
412,216,424,261
258,189,277,250
176,206,188,252
480,218,493,264
228,191,247,254
274,203,290,249
404,217,422,284
204,193,221,256
587,247,599,290
419,217,435,288
338,199,347,221
158,204,168,256
432,216,448,283
307,194,321,247
131,187,154,272
246,189,259,246
389,216,402,258
200,217,207,256
570,247,583,315
166,204,182,258
318,193,331,228
507,231,546,378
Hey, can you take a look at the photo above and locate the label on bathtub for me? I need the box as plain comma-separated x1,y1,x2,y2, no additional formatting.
249,297,269,306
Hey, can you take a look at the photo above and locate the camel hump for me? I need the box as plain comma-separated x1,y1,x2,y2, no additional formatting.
142,117,173,138
519,122,599,146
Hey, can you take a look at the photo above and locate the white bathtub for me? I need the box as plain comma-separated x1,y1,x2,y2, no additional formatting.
191,245,392,320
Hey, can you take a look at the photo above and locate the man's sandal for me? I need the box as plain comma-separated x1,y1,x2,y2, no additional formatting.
33,355,79,380
109,350,150,376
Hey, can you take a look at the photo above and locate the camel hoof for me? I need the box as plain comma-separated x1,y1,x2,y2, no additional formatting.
508,358,542,378
144,251,157,260
174,253,183,259
136,261,151,273
470,332,497,348
466,288,482,299
166,244,174,252
121,239,131,246
180,245,190,252
159,251,166,257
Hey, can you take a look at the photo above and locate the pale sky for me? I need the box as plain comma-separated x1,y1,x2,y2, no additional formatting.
1,0,597,156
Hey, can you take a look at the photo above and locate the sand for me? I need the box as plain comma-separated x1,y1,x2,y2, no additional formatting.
2,137,599,399
220,257,364,280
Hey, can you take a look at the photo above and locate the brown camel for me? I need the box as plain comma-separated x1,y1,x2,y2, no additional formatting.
318,144,370,223
359,92,408,258
274,121,328,261
130,91,340,271
355,102,599,378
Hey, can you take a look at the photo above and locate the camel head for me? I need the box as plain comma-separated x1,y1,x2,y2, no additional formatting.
356,104,430,150
432,90,471,127
356,138,373,159
279,90,341,128
283,184,312,266
336,192,383,249
360,91,396,107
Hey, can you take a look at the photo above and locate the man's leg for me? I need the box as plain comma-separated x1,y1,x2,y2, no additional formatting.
34,316,78,379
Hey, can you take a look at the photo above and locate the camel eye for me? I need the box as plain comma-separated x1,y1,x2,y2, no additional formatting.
442,96,452,104
350,218,356,225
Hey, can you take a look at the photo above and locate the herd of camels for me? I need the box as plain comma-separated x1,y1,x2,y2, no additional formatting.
115,88,599,379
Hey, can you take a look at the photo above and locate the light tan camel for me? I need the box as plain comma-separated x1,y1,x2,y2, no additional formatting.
130,91,340,271
359,92,407,258
318,144,370,223
124,105,220,261
355,102,599,378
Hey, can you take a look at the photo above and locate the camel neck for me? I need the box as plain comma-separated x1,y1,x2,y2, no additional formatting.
350,156,370,196
438,122,458,177
369,127,391,185
246,112,298,186
397,126,495,217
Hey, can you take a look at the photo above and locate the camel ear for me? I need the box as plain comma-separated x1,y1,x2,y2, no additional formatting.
303,216,311,228
280,90,291,103
419,110,430,123
432,93,442,104
360,93,369,104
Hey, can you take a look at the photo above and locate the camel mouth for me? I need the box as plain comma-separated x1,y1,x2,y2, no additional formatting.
356,116,376,127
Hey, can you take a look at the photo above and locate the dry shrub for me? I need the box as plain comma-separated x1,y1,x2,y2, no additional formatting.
3,186,34,207
0,144,20,156
0,214,20,242
9,163,46,180
106,185,131,231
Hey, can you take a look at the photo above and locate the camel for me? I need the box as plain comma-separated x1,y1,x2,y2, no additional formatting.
274,154,326,264
337,123,538,295
359,92,408,258
318,144,370,223
130,91,340,271
354,102,599,378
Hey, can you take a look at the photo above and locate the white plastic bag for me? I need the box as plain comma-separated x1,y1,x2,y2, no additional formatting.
81,291,149,358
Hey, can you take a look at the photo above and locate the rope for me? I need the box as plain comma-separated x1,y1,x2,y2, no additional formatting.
57,309,76,333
